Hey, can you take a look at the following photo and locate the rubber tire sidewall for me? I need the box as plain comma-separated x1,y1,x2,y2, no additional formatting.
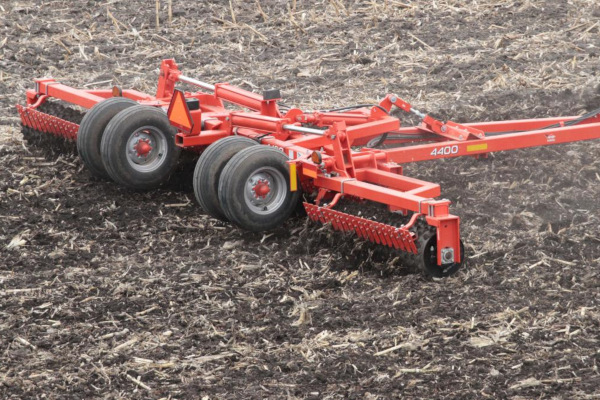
218,146,300,232
193,136,258,221
77,97,138,179
101,105,181,190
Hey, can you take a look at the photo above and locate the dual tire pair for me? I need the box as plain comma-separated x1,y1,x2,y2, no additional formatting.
77,98,180,190
193,136,300,232
77,98,298,232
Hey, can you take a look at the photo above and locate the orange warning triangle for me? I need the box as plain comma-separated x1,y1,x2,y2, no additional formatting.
168,89,193,131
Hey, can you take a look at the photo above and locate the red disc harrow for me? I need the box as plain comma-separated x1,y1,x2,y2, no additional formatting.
17,59,600,277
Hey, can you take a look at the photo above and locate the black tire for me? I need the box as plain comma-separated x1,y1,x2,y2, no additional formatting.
218,146,300,232
77,97,137,179
101,105,181,190
193,136,258,221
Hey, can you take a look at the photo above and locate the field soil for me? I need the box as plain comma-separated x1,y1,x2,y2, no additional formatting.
1,1,600,399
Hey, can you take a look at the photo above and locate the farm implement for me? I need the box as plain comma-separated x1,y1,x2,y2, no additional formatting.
17,59,600,277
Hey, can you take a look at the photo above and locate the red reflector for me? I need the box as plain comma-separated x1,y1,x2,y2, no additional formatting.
167,89,194,132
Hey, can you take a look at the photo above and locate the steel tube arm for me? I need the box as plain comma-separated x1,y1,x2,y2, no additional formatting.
282,124,327,135
177,75,216,91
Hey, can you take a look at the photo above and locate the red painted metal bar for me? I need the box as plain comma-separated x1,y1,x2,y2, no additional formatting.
463,115,600,132
382,122,600,164
346,117,400,145
230,112,283,133
34,80,106,109
31,81,162,110
349,116,594,146
355,169,441,198
87,89,156,102
428,215,461,264
176,130,230,147
214,83,265,112
312,175,432,213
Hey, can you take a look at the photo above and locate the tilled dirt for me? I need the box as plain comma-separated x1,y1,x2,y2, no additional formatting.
1,1,600,399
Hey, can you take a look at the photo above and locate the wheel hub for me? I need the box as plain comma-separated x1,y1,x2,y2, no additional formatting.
440,247,455,264
126,126,168,172
252,179,271,198
134,138,152,157
244,168,286,215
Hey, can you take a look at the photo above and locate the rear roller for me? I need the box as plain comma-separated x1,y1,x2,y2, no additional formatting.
304,203,465,277
77,97,138,179
19,101,83,155
193,136,258,221
101,105,181,190
218,146,300,232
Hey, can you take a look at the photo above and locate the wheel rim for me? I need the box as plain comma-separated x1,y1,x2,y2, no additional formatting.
126,125,168,173
243,166,287,215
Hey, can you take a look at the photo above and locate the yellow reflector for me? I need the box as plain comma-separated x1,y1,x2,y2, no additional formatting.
167,89,193,132
289,163,297,192
467,143,488,152
112,86,123,97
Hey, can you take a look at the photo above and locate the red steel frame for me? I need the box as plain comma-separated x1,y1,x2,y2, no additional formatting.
17,59,600,267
